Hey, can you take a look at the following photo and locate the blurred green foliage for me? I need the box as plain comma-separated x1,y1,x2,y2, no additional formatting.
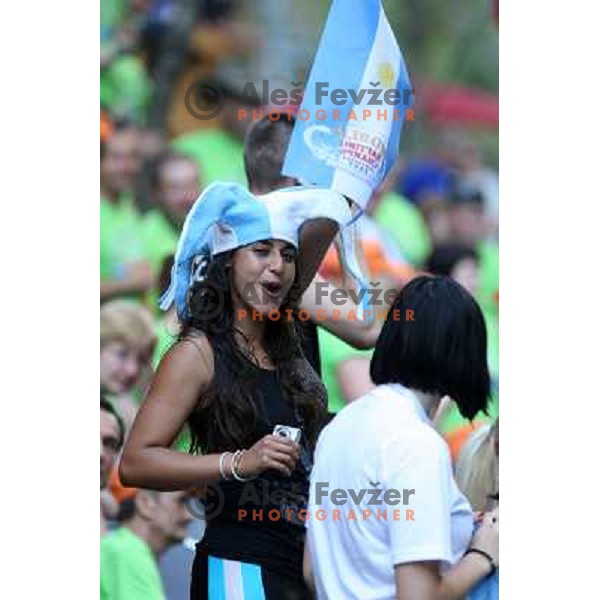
384,0,498,92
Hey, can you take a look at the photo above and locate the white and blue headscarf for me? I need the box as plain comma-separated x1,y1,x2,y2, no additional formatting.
159,181,366,321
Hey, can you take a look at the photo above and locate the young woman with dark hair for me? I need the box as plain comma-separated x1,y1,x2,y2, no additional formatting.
119,182,359,599
306,275,499,600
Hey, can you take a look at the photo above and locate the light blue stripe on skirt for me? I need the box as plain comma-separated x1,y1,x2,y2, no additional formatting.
208,556,266,600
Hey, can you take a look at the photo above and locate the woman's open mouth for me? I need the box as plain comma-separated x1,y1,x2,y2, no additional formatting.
260,280,284,302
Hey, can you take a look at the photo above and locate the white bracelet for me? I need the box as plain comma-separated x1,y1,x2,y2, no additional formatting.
231,449,255,482
219,452,232,480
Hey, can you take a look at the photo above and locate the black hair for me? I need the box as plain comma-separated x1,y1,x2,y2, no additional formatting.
116,497,136,523
370,275,490,420
449,179,484,206
197,0,238,22
100,395,125,448
181,252,327,454
426,244,479,277
243,115,298,194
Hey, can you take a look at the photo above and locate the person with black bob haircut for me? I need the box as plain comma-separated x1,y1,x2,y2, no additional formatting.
305,275,498,600
371,275,489,421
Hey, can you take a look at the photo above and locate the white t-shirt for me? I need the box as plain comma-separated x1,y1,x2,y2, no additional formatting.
307,383,473,600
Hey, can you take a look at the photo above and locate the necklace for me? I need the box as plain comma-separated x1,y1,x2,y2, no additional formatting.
233,327,273,370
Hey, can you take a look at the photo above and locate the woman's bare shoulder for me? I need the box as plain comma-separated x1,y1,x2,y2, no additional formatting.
158,331,215,384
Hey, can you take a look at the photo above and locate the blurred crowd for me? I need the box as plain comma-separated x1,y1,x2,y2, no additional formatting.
100,1,499,598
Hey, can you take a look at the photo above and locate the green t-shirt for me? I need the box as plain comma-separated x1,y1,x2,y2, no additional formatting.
372,192,432,266
101,54,152,124
100,0,127,44
100,197,146,280
141,209,179,276
152,317,192,452
477,240,499,319
100,195,148,282
318,328,373,415
171,129,247,185
153,316,178,369
100,527,165,600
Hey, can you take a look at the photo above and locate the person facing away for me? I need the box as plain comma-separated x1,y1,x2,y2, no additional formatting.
305,276,499,600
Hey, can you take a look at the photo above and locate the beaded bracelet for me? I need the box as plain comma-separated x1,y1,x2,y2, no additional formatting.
465,548,497,576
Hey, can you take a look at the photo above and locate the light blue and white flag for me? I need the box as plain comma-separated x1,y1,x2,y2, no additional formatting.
283,0,413,211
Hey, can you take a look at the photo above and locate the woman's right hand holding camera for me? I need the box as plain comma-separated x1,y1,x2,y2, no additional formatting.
239,434,300,477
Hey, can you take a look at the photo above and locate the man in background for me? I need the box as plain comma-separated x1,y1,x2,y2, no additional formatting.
243,116,397,380
143,151,202,279
100,489,194,599
101,124,154,301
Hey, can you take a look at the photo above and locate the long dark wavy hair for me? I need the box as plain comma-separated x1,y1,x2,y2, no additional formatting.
181,251,327,454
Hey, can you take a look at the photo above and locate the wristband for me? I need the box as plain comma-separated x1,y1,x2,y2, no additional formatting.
465,548,496,576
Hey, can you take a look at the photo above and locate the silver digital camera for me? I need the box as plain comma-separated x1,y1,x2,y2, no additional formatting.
273,424,302,443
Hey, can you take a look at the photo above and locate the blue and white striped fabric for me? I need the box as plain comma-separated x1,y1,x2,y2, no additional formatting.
207,557,266,600
283,0,413,211
159,181,365,321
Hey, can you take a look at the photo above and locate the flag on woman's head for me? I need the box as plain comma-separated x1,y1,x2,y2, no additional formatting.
283,0,413,211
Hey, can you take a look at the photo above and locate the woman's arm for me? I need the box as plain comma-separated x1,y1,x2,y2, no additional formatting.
119,336,221,490
119,335,302,490
395,509,499,600
336,357,375,403
395,555,490,600
302,275,382,350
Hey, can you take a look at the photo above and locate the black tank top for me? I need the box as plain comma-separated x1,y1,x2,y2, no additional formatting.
197,359,314,581
295,319,321,376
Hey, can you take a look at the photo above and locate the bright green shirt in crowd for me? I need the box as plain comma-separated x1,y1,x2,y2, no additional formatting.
100,0,127,35
477,240,499,319
100,195,148,281
318,328,373,415
100,527,165,600
152,316,192,452
141,209,180,312
171,128,247,186
100,54,152,124
100,0,151,122
372,192,432,266
141,209,179,276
